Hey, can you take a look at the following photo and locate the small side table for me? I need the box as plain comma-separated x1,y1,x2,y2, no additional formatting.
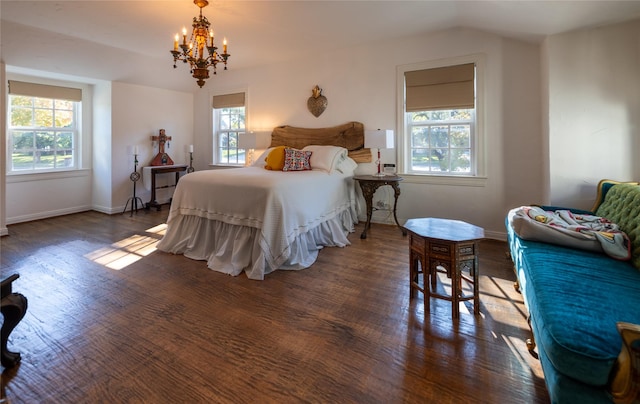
143,164,188,211
354,175,406,239
404,218,484,319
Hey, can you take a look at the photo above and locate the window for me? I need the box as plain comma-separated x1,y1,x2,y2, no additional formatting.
398,56,485,181
407,109,474,174
212,92,246,165
7,81,82,173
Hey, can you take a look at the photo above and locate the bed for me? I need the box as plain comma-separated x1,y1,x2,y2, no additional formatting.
157,122,370,280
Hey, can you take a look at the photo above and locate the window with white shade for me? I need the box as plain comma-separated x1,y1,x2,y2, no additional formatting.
7,80,82,173
212,92,246,165
398,56,485,181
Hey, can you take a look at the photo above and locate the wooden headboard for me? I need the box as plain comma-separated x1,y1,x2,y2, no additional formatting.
270,121,371,163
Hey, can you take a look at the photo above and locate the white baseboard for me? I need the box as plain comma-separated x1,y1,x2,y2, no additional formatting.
5,197,173,225
6,205,92,225
0,226,9,236
359,213,508,241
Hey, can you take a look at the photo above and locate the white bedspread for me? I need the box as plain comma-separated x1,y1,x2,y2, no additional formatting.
157,167,358,279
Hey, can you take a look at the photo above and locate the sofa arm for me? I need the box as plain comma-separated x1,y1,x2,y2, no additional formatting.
609,322,640,403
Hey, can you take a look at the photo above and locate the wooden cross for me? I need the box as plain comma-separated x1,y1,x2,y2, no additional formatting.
151,129,172,154
149,129,174,166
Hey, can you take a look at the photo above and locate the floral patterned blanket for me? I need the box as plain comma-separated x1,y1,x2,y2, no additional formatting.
509,206,631,260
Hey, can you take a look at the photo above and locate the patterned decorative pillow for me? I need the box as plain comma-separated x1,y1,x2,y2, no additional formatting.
282,149,312,171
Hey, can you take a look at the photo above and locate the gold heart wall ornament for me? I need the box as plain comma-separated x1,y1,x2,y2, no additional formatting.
307,85,328,117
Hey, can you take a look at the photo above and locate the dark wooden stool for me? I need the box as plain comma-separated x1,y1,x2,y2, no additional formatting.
404,218,484,319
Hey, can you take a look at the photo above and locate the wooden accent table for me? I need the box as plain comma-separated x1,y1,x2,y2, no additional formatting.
354,175,406,239
404,218,484,319
144,164,188,211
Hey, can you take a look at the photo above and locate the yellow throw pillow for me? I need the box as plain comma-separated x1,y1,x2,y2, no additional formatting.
264,145,288,170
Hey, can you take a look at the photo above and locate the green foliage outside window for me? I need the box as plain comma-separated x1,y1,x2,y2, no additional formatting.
217,106,246,165
408,109,472,174
8,95,77,171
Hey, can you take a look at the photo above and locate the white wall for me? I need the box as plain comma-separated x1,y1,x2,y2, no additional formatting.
4,74,193,221
110,82,194,211
194,27,543,238
545,19,640,209
92,81,113,213
1,62,7,236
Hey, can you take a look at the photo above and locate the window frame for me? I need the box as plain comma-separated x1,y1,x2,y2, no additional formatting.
5,73,89,179
7,95,80,173
213,106,246,166
406,109,475,175
211,89,247,167
396,54,487,186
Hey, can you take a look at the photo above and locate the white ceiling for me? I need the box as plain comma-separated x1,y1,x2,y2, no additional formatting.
2,1,640,91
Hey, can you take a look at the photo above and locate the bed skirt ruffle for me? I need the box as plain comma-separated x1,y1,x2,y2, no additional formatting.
157,209,356,280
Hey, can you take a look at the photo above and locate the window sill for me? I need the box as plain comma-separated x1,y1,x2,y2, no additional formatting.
208,164,245,170
398,173,487,187
7,168,91,183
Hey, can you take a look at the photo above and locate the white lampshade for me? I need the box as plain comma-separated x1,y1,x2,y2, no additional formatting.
238,132,257,149
365,129,394,149
240,131,271,149
254,131,272,149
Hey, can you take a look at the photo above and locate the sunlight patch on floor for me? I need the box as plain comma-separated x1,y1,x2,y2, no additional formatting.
146,223,167,235
84,234,160,270
501,333,545,378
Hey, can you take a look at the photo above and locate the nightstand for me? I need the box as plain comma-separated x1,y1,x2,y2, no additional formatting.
354,175,406,239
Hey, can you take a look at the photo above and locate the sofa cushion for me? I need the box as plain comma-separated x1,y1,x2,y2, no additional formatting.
535,332,612,404
515,236,640,386
595,183,640,269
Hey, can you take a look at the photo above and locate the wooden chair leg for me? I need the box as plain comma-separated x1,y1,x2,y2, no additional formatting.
525,316,537,353
1,274,28,369
609,322,640,404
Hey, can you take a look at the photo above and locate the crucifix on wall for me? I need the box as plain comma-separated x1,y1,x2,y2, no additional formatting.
150,129,174,166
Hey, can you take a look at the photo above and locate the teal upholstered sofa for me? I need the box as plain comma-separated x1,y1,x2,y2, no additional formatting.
506,180,640,404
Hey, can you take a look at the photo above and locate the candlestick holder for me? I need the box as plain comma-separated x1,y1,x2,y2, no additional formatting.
187,151,195,173
123,154,144,216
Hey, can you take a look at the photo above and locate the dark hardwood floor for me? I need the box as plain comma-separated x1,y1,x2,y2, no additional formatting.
0,209,549,403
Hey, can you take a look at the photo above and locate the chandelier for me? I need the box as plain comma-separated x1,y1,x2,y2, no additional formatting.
170,0,230,88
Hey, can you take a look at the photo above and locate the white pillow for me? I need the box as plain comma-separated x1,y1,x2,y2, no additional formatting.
302,145,348,173
335,156,358,174
251,147,275,167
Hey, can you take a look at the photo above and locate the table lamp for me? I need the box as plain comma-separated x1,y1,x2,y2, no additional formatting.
240,131,272,166
364,129,394,176
238,132,257,166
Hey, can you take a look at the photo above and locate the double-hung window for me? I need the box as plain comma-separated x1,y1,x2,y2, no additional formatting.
407,109,474,174
398,56,485,181
212,92,246,165
7,81,82,173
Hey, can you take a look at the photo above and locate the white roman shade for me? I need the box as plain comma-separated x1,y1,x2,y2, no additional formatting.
8,80,82,102
405,63,474,112
212,92,245,108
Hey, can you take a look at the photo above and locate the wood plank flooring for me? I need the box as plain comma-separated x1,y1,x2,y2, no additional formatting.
1,210,549,403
